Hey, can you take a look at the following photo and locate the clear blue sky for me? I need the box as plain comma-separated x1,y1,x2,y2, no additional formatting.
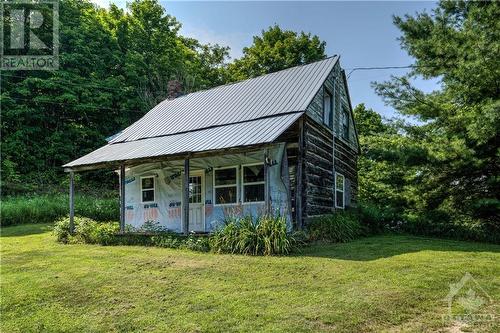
93,1,441,119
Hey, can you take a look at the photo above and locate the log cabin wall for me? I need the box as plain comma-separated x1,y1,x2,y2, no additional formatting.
301,61,359,223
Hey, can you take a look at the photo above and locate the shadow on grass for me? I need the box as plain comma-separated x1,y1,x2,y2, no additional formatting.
0,223,53,237
295,234,500,261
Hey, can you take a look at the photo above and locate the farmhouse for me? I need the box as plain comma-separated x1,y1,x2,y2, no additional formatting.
64,56,360,234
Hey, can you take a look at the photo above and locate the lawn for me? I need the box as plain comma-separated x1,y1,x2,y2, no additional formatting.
1,224,498,332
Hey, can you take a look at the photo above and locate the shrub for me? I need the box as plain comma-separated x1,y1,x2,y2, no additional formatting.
210,215,296,255
356,201,400,234
53,216,213,251
53,216,119,244
307,212,362,243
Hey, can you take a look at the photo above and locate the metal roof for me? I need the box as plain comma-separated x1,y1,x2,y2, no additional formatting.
110,56,338,143
64,57,338,169
64,112,302,169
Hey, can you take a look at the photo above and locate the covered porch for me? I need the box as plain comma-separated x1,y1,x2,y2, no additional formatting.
63,113,303,234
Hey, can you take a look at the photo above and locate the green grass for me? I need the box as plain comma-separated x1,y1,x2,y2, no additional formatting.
0,194,118,226
1,224,499,332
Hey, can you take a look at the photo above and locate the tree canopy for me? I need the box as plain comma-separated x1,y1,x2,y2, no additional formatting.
228,25,326,80
362,0,499,240
0,0,230,191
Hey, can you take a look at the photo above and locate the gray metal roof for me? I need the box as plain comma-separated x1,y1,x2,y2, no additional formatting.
110,56,338,143
65,57,338,169
64,112,302,168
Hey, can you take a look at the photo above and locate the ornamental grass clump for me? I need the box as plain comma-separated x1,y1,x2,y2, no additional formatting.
210,215,296,256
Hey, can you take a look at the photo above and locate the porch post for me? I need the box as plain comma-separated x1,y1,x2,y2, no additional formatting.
264,149,270,215
69,171,75,234
182,158,190,235
119,164,125,233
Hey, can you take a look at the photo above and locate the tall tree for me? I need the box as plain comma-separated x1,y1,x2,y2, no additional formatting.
373,0,499,237
228,25,326,80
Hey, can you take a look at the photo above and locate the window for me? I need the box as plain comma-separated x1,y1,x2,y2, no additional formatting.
335,173,345,209
341,107,349,140
214,167,238,204
189,175,202,204
323,90,332,127
242,164,265,203
141,176,155,203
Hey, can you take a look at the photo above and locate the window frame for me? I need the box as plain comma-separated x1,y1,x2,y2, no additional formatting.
241,162,266,204
213,166,239,206
323,88,333,128
335,172,345,209
140,176,156,203
341,107,349,140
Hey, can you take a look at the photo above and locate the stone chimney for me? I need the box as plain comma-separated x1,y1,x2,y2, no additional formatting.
167,79,183,99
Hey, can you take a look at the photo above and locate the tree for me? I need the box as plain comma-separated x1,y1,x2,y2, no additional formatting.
372,0,499,239
0,0,229,193
228,25,326,80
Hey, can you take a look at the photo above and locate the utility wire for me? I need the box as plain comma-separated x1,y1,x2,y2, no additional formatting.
346,65,416,79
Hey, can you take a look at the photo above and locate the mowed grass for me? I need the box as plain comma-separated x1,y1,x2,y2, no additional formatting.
1,224,499,332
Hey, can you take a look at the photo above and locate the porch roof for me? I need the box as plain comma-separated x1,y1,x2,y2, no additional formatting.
63,112,301,171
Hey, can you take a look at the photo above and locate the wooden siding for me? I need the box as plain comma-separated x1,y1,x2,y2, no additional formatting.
334,137,358,206
299,117,359,221
301,60,360,221
305,61,358,152
303,117,335,217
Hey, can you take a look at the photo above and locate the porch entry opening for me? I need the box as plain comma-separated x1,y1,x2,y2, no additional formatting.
188,171,205,232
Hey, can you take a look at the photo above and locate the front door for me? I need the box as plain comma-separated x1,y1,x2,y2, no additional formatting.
188,171,205,232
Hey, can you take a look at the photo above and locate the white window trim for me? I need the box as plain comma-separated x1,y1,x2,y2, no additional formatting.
241,162,266,204
335,172,345,209
140,176,155,203
213,166,239,206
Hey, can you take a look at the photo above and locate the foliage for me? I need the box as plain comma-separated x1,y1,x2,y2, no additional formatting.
372,0,499,229
351,1,500,243
1,194,118,226
307,212,363,243
0,0,229,190
356,201,401,234
210,215,297,255
53,216,119,244
53,216,212,251
228,25,326,80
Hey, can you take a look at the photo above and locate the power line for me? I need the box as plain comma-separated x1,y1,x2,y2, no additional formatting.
346,65,416,78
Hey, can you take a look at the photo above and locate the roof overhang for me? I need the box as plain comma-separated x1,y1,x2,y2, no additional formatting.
63,112,302,172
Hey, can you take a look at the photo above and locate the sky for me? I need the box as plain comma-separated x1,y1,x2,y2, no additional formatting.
91,1,441,119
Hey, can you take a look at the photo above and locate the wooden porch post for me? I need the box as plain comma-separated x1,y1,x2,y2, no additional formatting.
69,171,75,234
119,164,125,233
296,117,304,230
182,158,190,235
264,149,270,215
